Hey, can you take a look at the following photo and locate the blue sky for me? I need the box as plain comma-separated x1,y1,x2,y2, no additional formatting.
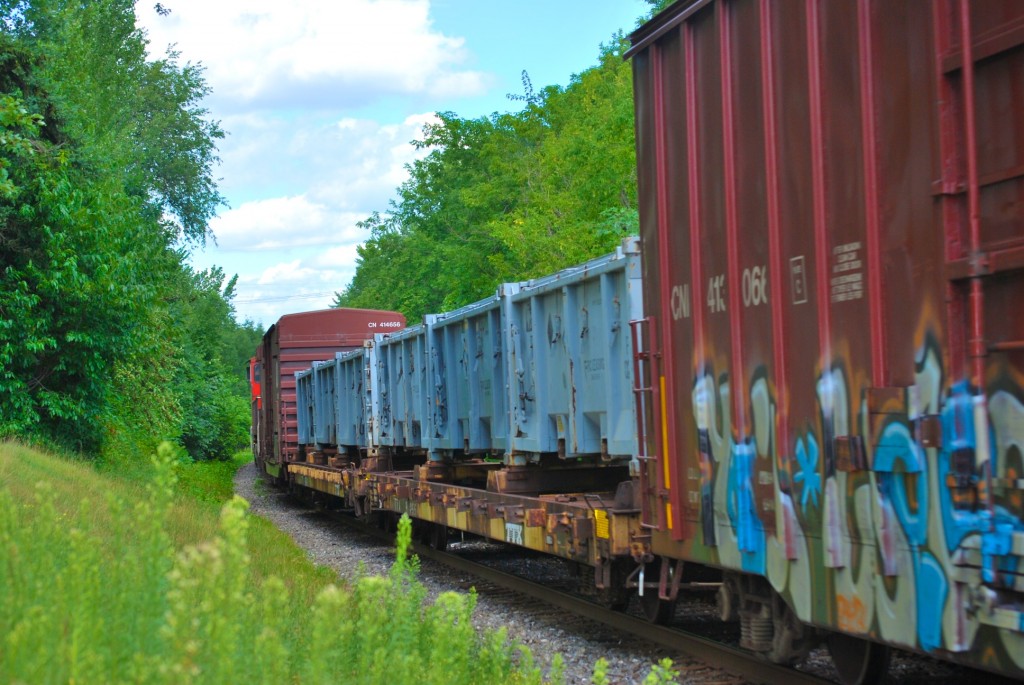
136,0,652,326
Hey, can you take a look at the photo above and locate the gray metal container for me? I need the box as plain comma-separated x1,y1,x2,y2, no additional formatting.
505,237,642,463
425,288,514,458
334,346,369,450
312,356,339,445
373,323,431,452
295,367,316,446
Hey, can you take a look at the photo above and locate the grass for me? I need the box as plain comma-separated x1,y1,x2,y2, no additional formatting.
0,439,680,684
0,441,547,683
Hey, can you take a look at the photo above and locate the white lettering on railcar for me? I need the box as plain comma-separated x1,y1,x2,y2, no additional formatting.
831,242,864,303
707,274,726,313
505,522,524,545
790,256,808,305
671,283,691,320
742,266,768,307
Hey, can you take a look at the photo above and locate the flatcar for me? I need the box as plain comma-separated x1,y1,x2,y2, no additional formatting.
288,242,644,570
248,307,405,481
628,0,1024,680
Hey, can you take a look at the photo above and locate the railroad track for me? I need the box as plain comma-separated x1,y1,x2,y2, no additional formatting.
329,512,830,685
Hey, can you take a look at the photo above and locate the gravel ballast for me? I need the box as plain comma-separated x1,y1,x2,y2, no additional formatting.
233,462,744,685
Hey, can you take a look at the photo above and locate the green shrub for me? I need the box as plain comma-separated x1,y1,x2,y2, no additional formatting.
0,443,532,683
0,440,676,684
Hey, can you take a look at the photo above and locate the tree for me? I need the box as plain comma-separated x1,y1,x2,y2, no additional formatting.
12,0,225,243
169,268,255,460
335,35,639,321
0,0,235,459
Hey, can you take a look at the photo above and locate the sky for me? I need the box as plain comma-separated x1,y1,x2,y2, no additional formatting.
135,0,653,327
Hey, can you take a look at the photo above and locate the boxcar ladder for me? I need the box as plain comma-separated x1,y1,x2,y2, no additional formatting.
630,316,668,530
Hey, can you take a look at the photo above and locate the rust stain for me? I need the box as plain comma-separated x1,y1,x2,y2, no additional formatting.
836,593,868,633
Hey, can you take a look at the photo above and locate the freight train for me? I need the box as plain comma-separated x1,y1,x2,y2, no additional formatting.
249,1,1024,683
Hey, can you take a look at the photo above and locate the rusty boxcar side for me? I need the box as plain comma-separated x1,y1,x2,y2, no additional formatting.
628,0,1024,676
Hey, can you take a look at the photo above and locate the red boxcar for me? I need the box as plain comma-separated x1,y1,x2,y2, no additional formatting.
251,308,405,479
629,0,1024,679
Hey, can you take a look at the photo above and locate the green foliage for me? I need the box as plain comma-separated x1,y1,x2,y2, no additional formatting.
0,0,257,463
644,0,676,17
336,36,639,321
642,658,680,685
13,0,225,243
168,267,258,461
0,442,178,683
0,443,581,684
0,85,163,451
172,450,252,504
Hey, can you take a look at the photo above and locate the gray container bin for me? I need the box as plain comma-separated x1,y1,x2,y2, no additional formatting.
312,356,339,446
505,237,641,462
373,323,431,452
295,367,316,446
425,290,512,458
334,346,369,450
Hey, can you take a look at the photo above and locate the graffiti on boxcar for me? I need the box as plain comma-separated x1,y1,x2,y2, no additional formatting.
688,331,1024,655
793,434,821,511
694,369,770,575
693,371,742,571
688,329,1024,660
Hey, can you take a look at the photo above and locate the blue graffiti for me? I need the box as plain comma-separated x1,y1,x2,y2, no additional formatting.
916,552,947,652
937,383,1024,585
794,434,822,512
938,382,991,555
874,421,928,547
727,441,766,574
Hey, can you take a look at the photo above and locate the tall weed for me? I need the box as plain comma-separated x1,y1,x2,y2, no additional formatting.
0,441,674,683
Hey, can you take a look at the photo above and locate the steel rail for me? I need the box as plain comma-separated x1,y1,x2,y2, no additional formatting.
330,512,831,685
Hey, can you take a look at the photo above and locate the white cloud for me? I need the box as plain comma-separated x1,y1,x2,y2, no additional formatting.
254,260,311,285
138,0,492,112
229,252,360,324
311,244,361,268
216,111,436,211
210,196,364,250
250,255,356,288
209,111,436,253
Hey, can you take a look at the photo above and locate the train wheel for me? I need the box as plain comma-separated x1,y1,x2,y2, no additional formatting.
352,495,367,519
639,590,676,624
427,522,448,551
827,632,891,685
378,511,398,533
